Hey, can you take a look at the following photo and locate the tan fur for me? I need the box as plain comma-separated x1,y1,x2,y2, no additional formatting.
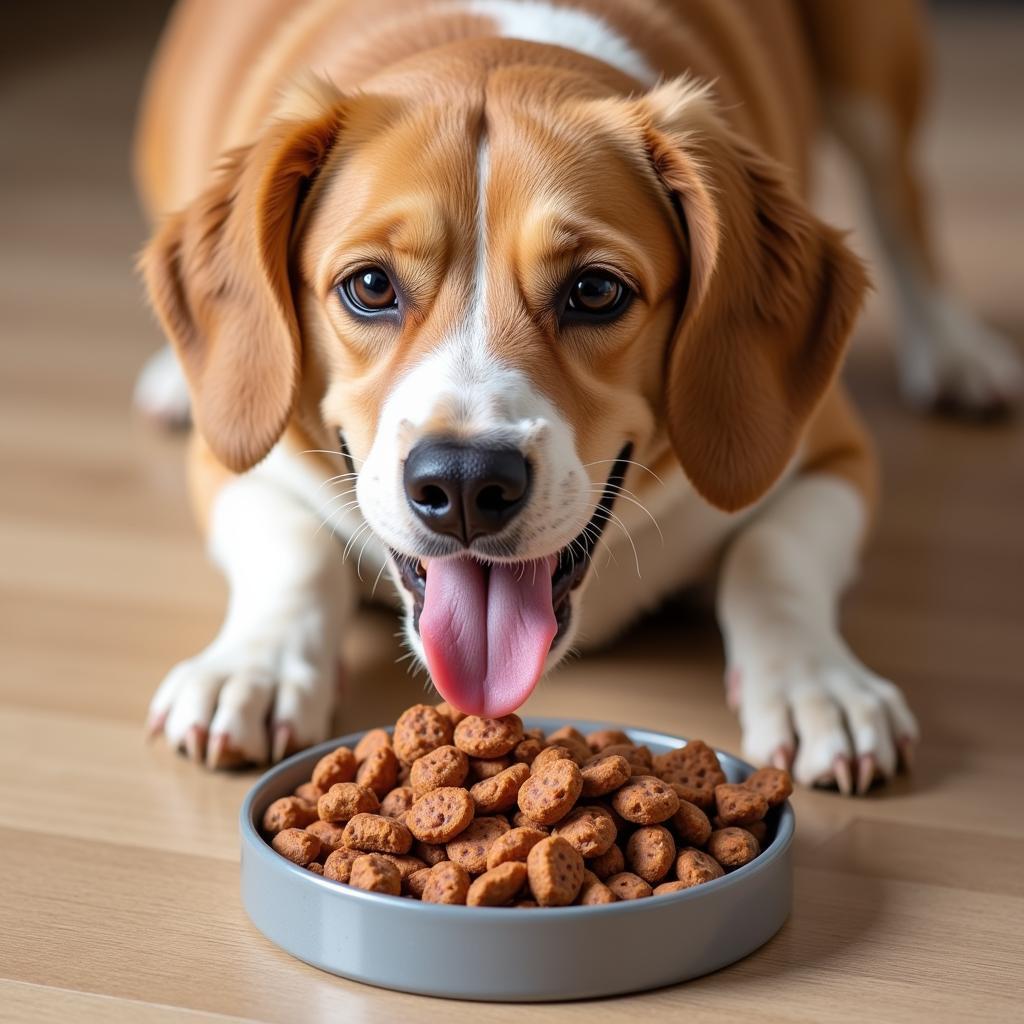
137,0,916,530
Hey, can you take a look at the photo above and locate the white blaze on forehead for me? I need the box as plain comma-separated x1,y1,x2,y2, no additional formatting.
466,0,657,85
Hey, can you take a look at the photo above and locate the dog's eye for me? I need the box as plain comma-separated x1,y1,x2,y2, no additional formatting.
563,269,631,323
340,267,397,314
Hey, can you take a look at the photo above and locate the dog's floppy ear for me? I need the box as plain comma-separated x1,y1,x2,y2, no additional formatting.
141,84,345,472
639,79,868,512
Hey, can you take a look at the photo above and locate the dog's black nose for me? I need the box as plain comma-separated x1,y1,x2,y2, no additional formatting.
403,439,530,545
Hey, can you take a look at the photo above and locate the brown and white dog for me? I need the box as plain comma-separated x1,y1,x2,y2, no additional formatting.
135,0,1020,792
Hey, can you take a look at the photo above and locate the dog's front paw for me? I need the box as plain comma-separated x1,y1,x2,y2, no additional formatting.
146,620,339,769
731,649,918,796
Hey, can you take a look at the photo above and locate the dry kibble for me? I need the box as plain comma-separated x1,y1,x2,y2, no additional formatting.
486,826,548,870
580,753,631,797
470,763,530,813
518,759,583,825
410,745,469,797
586,729,631,753
469,755,513,782
311,746,357,790
354,728,391,764
653,881,689,895
605,872,653,900
714,783,768,826
271,828,321,866
263,796,317,834
434,701,466,727
589,843,625,881
379,785,415,819
626,825,676,884
293,782,324,804
553,805,617,858
446,816,510,874
675,847,725,887
601,743,653,775
611,775,680,824
413,840,449,866
422,861,471,905
526,836,585,906
306,861,325,875
530,745,572,774
322,847,361,883
744,766,794,807
513,736,544,765
577,869,617,905
511,810,550,832
670,798,712,848
407,866,432,898
317,782,380,823
746,819,768,845
545,727,591,766
467,862,529,906
305,820,348,853
393,704,454,764
406,787,475,844
707,828,761,870
654,740,726,810
349,853,402,895
454,715,524,758
343,813,413,855
356,746,399,797
379,853,427,881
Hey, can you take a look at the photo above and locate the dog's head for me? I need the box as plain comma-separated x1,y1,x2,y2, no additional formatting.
143,55,866,716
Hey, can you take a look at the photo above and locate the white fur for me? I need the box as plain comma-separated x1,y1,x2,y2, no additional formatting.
717,475,918,793
468,0,656,84
133,345,191,427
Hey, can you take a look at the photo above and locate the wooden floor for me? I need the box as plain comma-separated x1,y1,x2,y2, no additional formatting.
1,5,1022,1022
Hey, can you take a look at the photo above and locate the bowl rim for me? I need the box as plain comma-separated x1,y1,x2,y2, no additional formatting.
240,716,795,920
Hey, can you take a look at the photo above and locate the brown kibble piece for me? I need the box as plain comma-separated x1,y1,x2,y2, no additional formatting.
354,728,391,764
434,701,466,727
707,827,761,869
653,881,689,895
379,853,427,880
380,785,415,819
323,847,361,883
406,786,475,844
470,763,530,813
467,862,529,906
393,704,454,764
578,869,617,905
293,782,324,804
422,861,471,905
311,746,357,790
518,759,583,825
305,820,348,853
414,840,449,866
513,736,544,765
271,828,321,866
469,755,513,782
263,796,317,834
611,775,680,824
670,798,712,847
626,825,676,884
580,753,631,797
715,783,768,826
317,782,380,823
586,729,631,753
675,847,726,886
605,872,653,900
545,727,591,766
349,853,402,895
356,745,399,797
589,843,625,881
454,715,524,758
410,745,469,797
600,743,653,774
446,816,511,874
654,740,726,810
526,836,585,907
307,861,325,875
553,805,617,858
746,819,768,845
511,810,550,832
530,745,572,774
407,866,432,898
744,766,793,807
486,826,548,870
343,812,413,855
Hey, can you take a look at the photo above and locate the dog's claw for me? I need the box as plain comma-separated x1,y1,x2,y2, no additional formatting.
271,723,293,764
856,754,877,796
833,756,854,796
898,736,916,773
145,711,167,741
771,746,794,771
184,725,206,764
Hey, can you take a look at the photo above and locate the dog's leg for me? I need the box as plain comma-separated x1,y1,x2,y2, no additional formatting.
133,344,192,429
717,474,917,795
147,471,354,768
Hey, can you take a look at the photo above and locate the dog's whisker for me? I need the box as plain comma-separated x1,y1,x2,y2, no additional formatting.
591,506,641,577
582,457,663,484
585,486,663,543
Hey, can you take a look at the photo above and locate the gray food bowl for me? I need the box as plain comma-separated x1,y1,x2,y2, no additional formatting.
240,718,794,1001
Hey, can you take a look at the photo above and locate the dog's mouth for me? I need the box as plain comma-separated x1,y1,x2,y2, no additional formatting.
389,443,631,717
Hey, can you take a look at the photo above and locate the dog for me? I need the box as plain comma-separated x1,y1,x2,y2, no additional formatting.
135,0,1021,794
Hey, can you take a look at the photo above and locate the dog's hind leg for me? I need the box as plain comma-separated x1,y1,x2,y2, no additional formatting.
799,0,1022,415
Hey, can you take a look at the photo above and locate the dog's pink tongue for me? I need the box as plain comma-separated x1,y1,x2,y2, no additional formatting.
419,557,557,717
